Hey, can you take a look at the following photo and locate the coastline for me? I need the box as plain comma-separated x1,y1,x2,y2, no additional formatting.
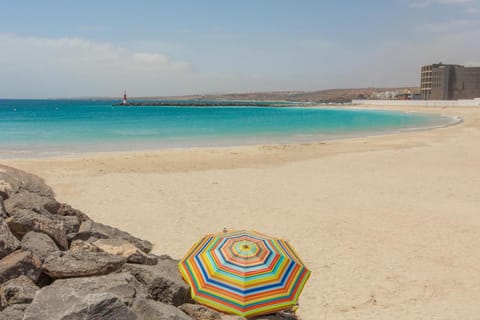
3,105,480,319
0,106,460,160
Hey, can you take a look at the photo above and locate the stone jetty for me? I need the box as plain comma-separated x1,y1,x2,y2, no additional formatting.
113,100,300,107
0,165,298,320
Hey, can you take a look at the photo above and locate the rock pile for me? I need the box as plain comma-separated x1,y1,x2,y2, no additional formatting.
0,165,298,320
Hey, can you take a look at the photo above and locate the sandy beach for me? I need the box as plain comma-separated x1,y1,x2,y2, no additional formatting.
2,105,480,319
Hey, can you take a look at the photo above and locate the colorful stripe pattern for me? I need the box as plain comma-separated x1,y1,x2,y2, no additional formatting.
178,230,311,317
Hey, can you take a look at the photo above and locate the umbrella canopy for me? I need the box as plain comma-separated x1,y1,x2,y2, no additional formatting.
178,230,311,317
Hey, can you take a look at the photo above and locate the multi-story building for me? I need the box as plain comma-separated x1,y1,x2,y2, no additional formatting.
420,63,480,100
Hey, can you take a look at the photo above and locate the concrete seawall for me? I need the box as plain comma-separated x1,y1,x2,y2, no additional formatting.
352,98,480,107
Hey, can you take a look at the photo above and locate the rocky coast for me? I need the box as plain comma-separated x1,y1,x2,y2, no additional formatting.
0,165,297,320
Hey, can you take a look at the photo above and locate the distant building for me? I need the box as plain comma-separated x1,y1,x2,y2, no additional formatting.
394,93,411,100
393,91,421,101
370,89,420,100
421,63,480,100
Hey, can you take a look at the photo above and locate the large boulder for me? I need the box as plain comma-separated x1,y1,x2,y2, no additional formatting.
0,165,54,199
0,220,20,259
42,251,126,279
21,231,59,262
75,219,153,253
0,251,42,285
43,272,143,307
0,275,39,309
93,238,158,265
0,164,59,218
5,210,68,249
24,289,136,320
179,303,246,320
121,257,192,306
4,192,59,217
0,303,28,320
132,298,193,320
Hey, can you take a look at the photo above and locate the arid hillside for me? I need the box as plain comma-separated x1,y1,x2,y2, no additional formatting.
135,87,420,103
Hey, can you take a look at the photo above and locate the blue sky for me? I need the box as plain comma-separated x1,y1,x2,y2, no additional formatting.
1,0,479,98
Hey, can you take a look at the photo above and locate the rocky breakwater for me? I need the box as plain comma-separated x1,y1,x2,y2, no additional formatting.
0,165,298,320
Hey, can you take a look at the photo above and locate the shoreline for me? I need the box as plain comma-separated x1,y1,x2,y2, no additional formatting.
0,106,461,160
2,105,480,319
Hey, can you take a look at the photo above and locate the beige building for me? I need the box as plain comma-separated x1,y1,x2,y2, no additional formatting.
420,63,480,100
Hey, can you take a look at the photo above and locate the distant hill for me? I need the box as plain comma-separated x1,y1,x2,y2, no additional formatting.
134,87,420,103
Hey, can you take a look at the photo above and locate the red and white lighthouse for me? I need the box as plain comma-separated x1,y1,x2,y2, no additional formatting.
122,91,127,105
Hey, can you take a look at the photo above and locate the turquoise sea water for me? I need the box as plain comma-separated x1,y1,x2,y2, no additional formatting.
0,100,456,158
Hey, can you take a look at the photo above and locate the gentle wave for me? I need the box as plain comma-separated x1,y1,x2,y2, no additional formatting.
0,100,458,158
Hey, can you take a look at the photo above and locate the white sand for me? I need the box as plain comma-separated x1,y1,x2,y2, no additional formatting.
3,106,480,319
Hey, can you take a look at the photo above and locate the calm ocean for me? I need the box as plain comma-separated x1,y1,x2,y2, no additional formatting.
0,100,456,158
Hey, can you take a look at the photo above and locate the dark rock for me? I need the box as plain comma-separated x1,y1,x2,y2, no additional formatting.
121,257,192,306
0,303,28,320
177,304,294,320
21,231,59,262
24,289,136,320
35,273,54,288
252,310,299,320
5,210,68,249
56,203,90,221
0,198,7,218
179,304,247,320
76,219,153,253
0,165,206,318
144,254,159,265
93,238,158,265
0,170,14,198
0,165,59,218
0,251,42,285
42,251,126,278
0,165,54,199
0,275,39,309
132,298,193,320
45,272,143,307
69,239,100,253
0,220,20,259
43,200,61,216
178,305,220,320
54,215,80,234
4,192,59,217
0,188,8,203
66,231,78,242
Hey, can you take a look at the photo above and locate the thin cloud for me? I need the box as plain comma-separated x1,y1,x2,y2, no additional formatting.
0,34,191,71
409,0,475,8
0,33,193,97
416,19,479,32
465,6,480,12
0,33,297,98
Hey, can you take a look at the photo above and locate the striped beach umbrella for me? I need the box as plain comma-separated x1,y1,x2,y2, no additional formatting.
178,230,311,317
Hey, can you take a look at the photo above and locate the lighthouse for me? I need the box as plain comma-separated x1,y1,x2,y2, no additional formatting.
122,91,127,105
